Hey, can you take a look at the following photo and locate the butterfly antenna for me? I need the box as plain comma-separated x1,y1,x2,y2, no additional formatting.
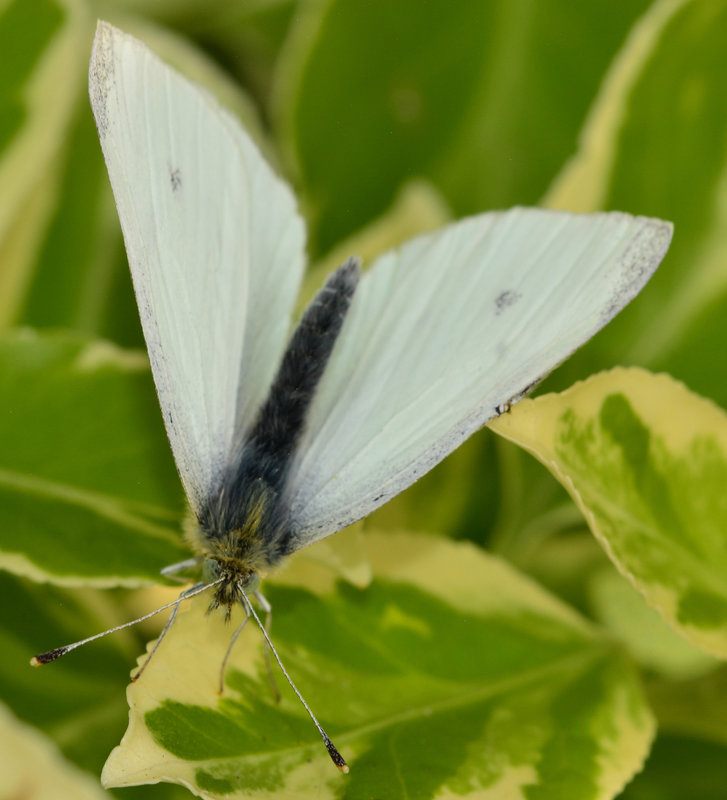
240,588,349,774
31,579,223,666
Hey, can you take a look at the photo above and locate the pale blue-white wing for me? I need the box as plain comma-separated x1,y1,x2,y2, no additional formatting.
285,208,672,547
89,23,305,515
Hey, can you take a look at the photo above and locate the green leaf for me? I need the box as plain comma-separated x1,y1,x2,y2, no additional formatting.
17,96,141,340
0,698,111,799
619,732,727,800
276,0,651,253
0,0,85,230
543,0,727,407
103,531,653,799
0,0,91,326
646,664,727,747
303,179,451,305
125,0,300,104
2,568,225,800
0,570,140,772
0,331,187,585
589,567,718,681
491,368,727,659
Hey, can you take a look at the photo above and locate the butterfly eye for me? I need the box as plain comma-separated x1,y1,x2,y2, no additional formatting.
202,559,221,581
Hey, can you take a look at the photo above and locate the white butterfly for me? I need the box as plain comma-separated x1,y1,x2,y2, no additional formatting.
42,21,673,771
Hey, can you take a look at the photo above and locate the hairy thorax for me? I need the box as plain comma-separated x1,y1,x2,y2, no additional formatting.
184,504,271,617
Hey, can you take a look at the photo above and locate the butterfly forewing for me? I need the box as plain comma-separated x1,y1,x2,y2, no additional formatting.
89,23,306,515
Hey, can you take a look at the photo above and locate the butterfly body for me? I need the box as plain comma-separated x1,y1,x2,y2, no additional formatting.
187,258,361,615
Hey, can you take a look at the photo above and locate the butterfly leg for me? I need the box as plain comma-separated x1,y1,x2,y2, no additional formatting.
255,590,281,702
218,600,251,695
132,581,205,682
161,557,202,581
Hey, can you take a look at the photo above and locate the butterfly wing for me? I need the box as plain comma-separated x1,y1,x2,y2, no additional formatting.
284,208,672,548
89,23,306,515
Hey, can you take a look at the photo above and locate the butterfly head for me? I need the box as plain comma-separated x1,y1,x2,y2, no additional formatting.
186,479,278,618
202,554,260,619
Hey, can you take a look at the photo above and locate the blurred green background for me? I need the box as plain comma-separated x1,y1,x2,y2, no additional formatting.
2,0,727,797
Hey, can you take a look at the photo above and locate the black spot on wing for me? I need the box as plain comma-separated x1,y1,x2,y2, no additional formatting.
495,290,521,315
169,167,182,192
